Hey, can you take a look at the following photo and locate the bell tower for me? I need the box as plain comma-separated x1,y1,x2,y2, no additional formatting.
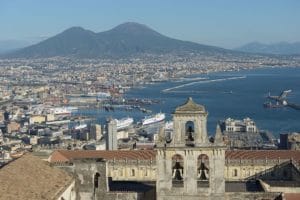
172,97,208,147
156,97,226,200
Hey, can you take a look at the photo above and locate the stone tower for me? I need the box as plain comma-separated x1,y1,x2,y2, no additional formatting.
156,97,226,200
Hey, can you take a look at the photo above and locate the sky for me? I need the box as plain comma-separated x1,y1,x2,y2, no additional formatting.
0,0,300,49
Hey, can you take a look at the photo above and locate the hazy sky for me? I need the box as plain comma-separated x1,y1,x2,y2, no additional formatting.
0,0,299,48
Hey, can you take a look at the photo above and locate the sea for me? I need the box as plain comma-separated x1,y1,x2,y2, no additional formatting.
75,66,300,138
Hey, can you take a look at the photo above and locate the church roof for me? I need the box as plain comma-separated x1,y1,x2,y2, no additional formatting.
0,154,73,200
225,150,300,161
50,150,156,163
49,150,300,163
174,97,206,113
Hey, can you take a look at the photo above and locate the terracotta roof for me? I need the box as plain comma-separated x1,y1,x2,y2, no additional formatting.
225,150,300,161
50,149,300,163
174,97,206,113
50,150,156,163
0,153,73,200
283,193,300,200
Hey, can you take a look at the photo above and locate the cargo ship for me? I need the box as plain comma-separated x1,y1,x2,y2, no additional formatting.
142,113,165,126
116,117,134,130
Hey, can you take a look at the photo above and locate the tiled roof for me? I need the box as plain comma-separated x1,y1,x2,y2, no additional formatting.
225,150,300,161
283,193,300,200
50,150,156,163
0,154,73,200
49,149,300,163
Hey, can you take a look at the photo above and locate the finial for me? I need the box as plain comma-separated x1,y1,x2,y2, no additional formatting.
215,124,223,144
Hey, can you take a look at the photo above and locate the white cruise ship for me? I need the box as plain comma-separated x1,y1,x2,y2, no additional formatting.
116,117,134,130
49,107,78,115
142,113,165,126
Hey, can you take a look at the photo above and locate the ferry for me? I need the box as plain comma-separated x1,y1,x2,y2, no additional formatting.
49,107,78,115
116,117,134,130
142,113,165,126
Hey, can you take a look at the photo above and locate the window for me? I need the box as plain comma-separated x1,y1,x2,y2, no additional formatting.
233,169,238,177
131,169,135,176
94,173,100,188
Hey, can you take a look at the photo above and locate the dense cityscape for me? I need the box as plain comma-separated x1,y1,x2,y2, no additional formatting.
1,1,300,200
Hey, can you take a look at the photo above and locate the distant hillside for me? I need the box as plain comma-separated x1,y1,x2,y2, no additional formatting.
0,40,32,54
235,42,300,55
5,22,236,58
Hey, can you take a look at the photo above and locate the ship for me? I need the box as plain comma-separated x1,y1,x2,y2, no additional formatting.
142,113,165,126
74,123,87,130
263,101,284,108
49,107,78,115
116,117,134,130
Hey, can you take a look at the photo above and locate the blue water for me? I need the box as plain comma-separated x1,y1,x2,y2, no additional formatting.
76,67,300,137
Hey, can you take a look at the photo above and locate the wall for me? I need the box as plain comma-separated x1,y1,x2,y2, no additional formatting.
57,180,76,200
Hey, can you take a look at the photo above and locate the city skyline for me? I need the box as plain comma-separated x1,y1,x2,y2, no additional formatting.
1,0,300,49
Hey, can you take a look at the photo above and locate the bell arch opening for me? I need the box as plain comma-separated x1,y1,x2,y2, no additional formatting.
185,121,195,146
172,154,184,187
197,154,209,187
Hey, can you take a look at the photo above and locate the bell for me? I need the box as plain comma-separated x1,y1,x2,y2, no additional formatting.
174,169,183,180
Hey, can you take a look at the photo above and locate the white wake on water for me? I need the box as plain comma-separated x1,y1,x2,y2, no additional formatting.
162,76,247,93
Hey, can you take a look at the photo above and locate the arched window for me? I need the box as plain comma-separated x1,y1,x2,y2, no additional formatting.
233,169,238,177
197,154,209,187
185,121,195,146
94,173,100,189
172,154,184,187
131,169,135,177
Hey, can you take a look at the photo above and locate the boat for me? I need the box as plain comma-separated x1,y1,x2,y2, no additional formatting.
142,113,165,126
263,102,284,108
74,123,87,130
116,117,134,130
50,107,78,115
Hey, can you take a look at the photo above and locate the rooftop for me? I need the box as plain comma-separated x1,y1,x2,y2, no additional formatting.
0,154,73,200
174,97,206,113
50,149,156,163
49,149,300,163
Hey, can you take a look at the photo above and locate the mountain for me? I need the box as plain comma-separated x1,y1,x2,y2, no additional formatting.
5,22,234,58
235,42,300,55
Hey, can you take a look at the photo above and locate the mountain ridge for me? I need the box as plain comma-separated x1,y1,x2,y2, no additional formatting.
235,41,300,55
5,22,235,58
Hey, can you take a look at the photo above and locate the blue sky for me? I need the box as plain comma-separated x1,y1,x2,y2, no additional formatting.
0,0,299,48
